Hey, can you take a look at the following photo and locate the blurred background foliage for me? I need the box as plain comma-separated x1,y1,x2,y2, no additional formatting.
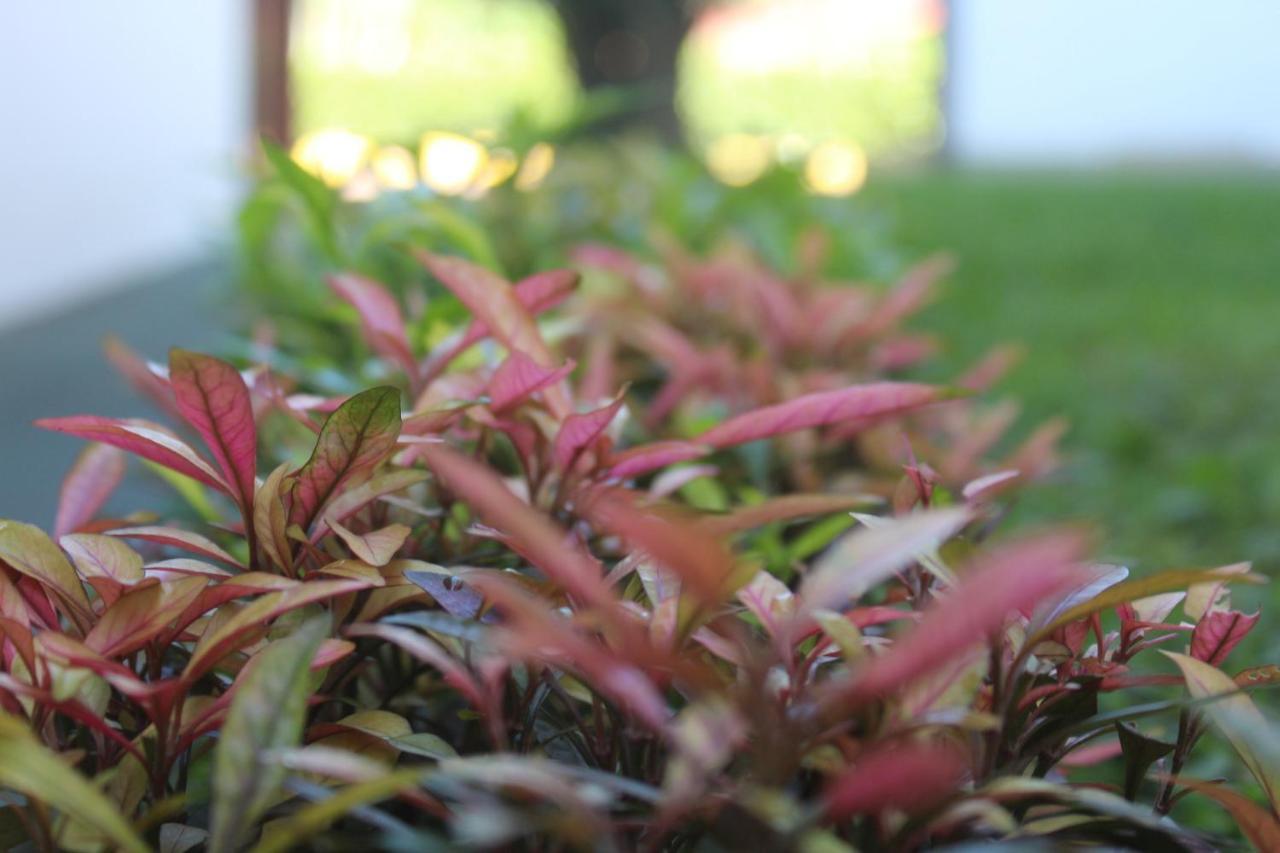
242,0,1280,591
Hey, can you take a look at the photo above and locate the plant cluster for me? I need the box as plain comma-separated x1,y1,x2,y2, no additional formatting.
2,244,1278,852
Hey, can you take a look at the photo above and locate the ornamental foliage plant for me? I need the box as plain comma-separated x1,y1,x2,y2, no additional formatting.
1,240,1278,850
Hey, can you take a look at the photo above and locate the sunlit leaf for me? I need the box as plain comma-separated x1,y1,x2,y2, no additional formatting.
290,386,402,530
169,349,258,515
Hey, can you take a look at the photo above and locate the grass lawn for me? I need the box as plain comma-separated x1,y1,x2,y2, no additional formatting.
866,169,1280,585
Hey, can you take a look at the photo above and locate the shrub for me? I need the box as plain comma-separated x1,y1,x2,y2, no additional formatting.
1,249,1277,851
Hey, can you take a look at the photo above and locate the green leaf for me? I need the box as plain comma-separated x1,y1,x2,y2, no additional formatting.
290,386,402,531
250,768,426,853
209,614,330,853
1163,651,1280,811
390,732,459,760
261,139,341,264
0,519,93,633
0,713,147,852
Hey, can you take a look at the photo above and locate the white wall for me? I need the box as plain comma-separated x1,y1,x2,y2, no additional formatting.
0,2,249,328
947,1,1280,165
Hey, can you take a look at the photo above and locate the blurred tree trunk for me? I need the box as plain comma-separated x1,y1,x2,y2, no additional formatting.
552,0,692,141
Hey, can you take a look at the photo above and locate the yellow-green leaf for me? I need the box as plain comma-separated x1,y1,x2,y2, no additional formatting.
1164,651,1280,811
0,713,147,852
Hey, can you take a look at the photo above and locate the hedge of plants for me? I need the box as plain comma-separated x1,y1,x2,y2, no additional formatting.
1,149,1278,851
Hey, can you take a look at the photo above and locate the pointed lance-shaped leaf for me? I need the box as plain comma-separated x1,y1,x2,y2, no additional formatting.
1191,609,1260,667
54,443,125,539
0,714,148,852
1163,651,1280,811
35,416,229,493
694,382,952,450
488,351,575,413
107,525,244,568
59,533,145,605
85,575,209,658
209,614,329,853
553,394,625,471
823,741,967,819
797,507,970,619
417,251,570,417
582,489,737,606
168,349,259,515
0,520,93,634
329,273,418,376
1172,777,1280,851
328,519,410,567
290,386,402,531
453,266,579,353
422,445,614,610
823,530,1087,714
606,440,708,479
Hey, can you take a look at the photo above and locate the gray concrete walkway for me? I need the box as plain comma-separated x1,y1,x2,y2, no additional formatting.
0,258,238,524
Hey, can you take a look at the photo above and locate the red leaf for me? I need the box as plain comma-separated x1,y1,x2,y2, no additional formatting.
85,576,209,658
606,440,707,479
329,273,417,376
290,386,402,530
107,525,244,568
553,395,625,471
54,443,125,538
169,350,258,514
35,416,228,493
695,383,949,450
422,445,614,609
583,490,736,605
823,741,967,819
825,531,1087,711
455,266,579,352
487,351,575,413
1191,609,1260,666
418,251,570,417
103,335,182,419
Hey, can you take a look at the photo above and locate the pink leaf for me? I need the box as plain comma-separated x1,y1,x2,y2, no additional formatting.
553,396,625,472
54,443,125,538
329,273,418,376
35,416,228,494
422,445,614,610
583,490,736,605
1191,609,1260,666
487,351,575,413
606,441,708,479
289,386,402,530
103,336,182,419
694,382,949,450
825,531,1087,711
169,349,258,514
455,266,579,352
417,251,570,417
823,742,967,819
107,525,244,568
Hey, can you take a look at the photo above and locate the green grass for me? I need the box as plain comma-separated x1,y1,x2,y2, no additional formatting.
866,169,1280,583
